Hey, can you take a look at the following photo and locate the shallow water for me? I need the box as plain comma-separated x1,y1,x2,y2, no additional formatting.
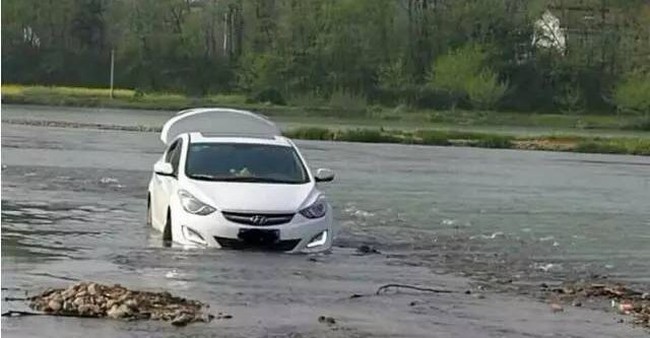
2,120,650,337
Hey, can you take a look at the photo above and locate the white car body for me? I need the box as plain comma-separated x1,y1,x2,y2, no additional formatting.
147,108,337,253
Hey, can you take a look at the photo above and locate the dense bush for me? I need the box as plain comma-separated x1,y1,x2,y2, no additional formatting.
614,71,650,115
428,44,509,110
2,0,649,115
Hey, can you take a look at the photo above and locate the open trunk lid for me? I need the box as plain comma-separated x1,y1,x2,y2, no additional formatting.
160,108,281,145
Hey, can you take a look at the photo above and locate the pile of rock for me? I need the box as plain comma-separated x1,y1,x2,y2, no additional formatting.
29,282,216,326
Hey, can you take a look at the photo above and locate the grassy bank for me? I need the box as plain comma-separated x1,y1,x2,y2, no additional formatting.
2,84,649,155
3,84,649,131
285,127,650,156
4,116,649,156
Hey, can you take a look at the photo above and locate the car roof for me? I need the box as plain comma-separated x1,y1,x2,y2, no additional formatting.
186,132,294,147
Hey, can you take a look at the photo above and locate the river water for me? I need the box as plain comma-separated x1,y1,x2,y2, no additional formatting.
1,106,649,337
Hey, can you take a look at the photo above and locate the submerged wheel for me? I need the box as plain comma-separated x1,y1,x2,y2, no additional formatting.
163,209,173,246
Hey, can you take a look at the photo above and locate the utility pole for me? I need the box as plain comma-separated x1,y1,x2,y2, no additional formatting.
110,48,115,99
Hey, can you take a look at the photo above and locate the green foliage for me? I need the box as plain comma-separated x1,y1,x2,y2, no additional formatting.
428,44,488,95
2,0,649,117
283,126,647,155
575,138,650,156
327,89,368,114
613,71,650,114
285,127,334,140
377,59,411,91
428,44,508,109
465,71,509,110
251,88,286,105
238,53,286,94
554,83,586,114
336,129,401,143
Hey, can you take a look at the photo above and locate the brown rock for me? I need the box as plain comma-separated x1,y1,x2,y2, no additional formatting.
117,292,132,303
74,297,85,307
124,299,138,309
78,304,100,317
63,300,76,312
74,283,88,291
109,300,120,310
107,304,132,319
61,287,77,300
171,313,193,326
48,299,62,312
87,283,98,296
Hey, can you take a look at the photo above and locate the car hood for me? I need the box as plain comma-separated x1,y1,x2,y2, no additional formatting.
182,180,318,213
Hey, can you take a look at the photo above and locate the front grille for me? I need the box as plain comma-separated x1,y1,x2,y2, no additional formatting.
214,236,300,252
222,211,295,226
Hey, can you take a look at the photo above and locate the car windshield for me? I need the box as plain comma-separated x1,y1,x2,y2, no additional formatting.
185,142,309,184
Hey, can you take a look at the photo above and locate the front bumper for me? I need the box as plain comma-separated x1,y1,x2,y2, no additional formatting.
170,206,335,253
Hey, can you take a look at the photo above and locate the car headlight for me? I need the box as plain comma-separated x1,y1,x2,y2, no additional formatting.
299,198,327,219
178,190,216,215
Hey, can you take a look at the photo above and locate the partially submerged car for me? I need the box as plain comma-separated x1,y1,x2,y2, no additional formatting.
147,108,337,253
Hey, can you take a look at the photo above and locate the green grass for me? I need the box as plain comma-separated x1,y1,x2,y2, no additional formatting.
2,84,649,156
284,127,650,155
3,84,647,130
1,84,251,110
574,138,650,156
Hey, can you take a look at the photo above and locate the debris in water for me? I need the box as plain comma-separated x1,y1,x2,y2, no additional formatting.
550,281,649,328
356,245,381,255
376,283,453,295
469,232,504,240
26,282,218,326
318,315,336,325
618,302,634,314
441,219,457,226
550,303,564,313
532,262,561,272
99,177,119,184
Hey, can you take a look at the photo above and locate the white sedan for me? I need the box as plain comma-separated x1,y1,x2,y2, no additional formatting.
147,108,337,253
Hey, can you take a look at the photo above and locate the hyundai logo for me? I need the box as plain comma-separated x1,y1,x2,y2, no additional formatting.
249,215,268,225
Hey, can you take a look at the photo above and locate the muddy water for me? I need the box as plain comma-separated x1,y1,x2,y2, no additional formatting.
2,119,650,337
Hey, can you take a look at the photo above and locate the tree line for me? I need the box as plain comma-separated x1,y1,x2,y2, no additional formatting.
2,0,649,115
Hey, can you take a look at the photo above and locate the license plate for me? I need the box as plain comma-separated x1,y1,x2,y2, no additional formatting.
237,229,280,245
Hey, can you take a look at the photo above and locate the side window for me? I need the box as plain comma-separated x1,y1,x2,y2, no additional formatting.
170,139,183,176
165,141,178,163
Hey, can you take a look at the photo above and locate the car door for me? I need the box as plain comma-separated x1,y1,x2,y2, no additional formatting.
152,138,183,227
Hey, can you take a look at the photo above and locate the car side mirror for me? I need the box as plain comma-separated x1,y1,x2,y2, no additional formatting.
314,168,335,182
154,161,174,176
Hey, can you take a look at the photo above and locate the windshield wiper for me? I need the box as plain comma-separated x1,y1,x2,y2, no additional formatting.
189,175,301,184
217,176,297,183
188,174,223,180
